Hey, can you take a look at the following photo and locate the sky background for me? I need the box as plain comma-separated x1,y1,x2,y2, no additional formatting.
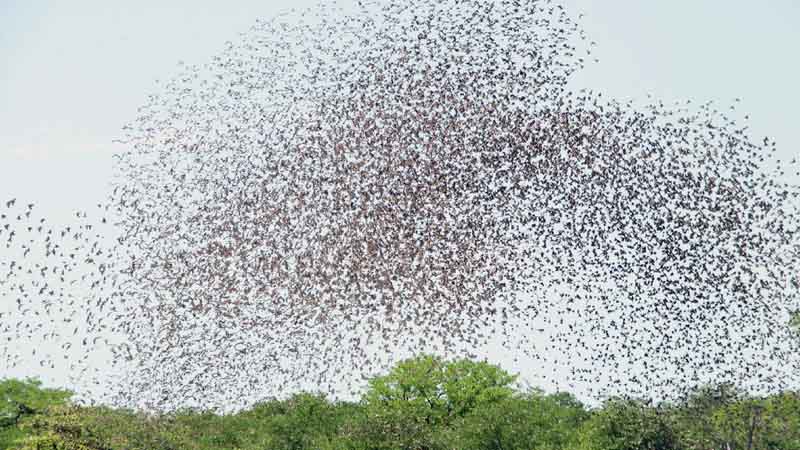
1,0,799,407
2,0,798,217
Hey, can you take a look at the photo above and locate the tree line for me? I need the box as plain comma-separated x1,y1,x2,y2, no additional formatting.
2,354,799,450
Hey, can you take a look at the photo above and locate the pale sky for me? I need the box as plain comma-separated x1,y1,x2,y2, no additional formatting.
2,0,798,213
1,0,799,409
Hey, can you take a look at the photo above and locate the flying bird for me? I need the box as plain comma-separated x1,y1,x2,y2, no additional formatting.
1,0,798,417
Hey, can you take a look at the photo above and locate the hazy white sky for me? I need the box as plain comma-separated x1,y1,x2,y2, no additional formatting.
2,0,798,214
1,0,799,407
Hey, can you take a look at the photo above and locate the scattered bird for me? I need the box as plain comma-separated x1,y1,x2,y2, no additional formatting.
1,0,799,417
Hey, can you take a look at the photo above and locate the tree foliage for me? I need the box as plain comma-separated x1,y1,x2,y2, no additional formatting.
355,354,518,449
578,398,680,450
2,357,800,449
444,389,588,450
0,378,73,449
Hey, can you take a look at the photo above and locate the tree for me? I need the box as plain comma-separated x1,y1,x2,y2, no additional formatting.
790,310,800,334
257,393,344,450
15,403,187,450
760,391,800,450
579,398,681,450
357,354,518,449
671,385,800,450
0,378,72,426
445,389,588,450
0,378,73,450
670,382,745,450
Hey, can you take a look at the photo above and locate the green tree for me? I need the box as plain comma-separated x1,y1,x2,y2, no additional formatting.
579,398,681,450
760,391,800,450
0,378,73,449
671,382,744,450
258,392,344,450
357,354,518,449
445,389,588,450
671,387,800,450
789,310,800,332
0,378,72,426
16,403,185,450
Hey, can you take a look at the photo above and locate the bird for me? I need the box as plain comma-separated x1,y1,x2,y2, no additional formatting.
1,0,798,418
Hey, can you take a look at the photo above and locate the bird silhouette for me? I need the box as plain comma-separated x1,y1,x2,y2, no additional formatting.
1,0,799,416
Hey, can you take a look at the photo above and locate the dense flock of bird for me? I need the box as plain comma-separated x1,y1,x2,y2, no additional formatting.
2,0,800,414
